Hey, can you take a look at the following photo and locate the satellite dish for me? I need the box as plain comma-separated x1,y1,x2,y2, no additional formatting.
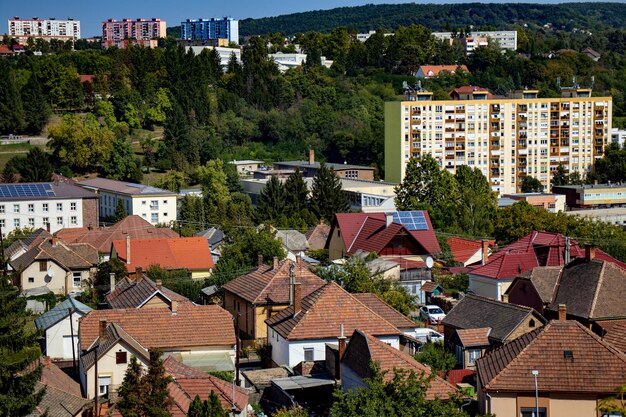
47,268,55,278
425,257,434,269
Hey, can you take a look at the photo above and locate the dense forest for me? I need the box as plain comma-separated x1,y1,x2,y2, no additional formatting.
238,3,626,36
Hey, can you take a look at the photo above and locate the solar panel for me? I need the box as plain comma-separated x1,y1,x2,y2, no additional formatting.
392,211,429,231
0,183,56,198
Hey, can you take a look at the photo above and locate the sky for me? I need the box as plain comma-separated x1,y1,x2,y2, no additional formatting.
2,0,622,38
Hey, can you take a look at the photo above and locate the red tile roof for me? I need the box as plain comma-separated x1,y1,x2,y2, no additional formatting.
599,320,626,353
334,212,441,256
450,85,490,95
352,293,417,330
222,259,325,304
112,237,214,272
79,304,235,351
266,281,401,340
447,237,493,265
470,231,626,280
420,281,442,293
476,320,626,394
444,369,476,386
342,330,458,400
57,215,178,253
456,327,491,347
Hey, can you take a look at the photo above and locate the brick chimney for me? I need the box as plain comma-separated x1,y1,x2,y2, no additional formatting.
293,282,302,315
273,256,279,270
126,235,131,265
481,239,489,265
296,253,302,269
51,235,58,246
156,279,162,290
135,266,142,278
558,304,567,321
109,272,115,294
171,300,178,315
42,356,51,369
309,149,315,165
337,324,346,381
585,244,596,260
99,320,107,339
257,254,263,269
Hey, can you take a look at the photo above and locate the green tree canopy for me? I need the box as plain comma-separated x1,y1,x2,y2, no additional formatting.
310,162,349,222
520,175,544,193
414,341,456,377
256,175,285,223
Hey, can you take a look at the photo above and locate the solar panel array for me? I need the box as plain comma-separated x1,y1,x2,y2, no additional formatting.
392,211,429,231
0,184,56,198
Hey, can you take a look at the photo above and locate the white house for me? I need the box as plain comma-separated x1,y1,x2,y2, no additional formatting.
77,178,177,226
35,297,92,361
0,182,98,237
265,281,401,368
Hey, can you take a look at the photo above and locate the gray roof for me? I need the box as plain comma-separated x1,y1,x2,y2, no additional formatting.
77,177,176,196
4,228,51,260
442,294,546,342
197,227,225,248
509,266,562,303
27,383,89,417
497,197,518,207
10,239,99,272
106,275,189,309
0,182,97,202
276,229,309,252
34,297,92,331
271,374,335,391
275,160,375,171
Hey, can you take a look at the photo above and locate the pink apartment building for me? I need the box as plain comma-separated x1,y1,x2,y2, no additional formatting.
101,18,166,49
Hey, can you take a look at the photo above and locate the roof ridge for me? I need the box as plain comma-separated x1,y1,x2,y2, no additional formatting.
347,216,370,253
588,260,606,319
570,320,626,360
285,281,333,338
351,292,406,331
466,294,534,313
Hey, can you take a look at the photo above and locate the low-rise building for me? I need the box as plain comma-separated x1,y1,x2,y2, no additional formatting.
107,273,189,309
432,30,517,52
552,182,626,209
31,357,90,417
446,236,491,266
611,127,626,148
565,207,626,226
232,160,264,175
77,178,177,226
502,193,566,212
186,46,241,68
274,150,375,181
269,52,333,72
415,65,469,79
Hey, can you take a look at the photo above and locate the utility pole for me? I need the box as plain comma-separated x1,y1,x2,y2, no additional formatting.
68,308,77,376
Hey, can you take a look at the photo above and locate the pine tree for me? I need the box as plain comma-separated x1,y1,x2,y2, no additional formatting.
21,75,51,135
0,275,45,416
204,391,227,417
283,168,309,217
310,162,349,222
143,349,174,417
114,199,128,222
256,175,285,223
117,356,146,417
187,395,204,417
18,148,53,183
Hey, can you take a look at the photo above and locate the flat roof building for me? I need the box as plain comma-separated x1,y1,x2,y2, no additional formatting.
552,183,626,209
101,18,166,49
181,17,239,45
8,16,80,44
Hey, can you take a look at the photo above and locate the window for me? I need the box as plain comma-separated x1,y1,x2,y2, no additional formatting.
163,213,168,218
56,203,63,211
151,213,158,223
0,205,4,213
98,375,112,395
13,204,19,213
142,200,147,205
304,348,314,362
39,260,47,271
73,272,81,288
520,408,546,417
70,216,77,225
43,218,49,226
70,202,76,211
28,277,34,283
0,220,4,228
28,218,35,227
116,351,127,364
467,349,481,365
42,203,48,212
14,219,20,228
57,217,63,226
150,200,158,210
163,200,168,204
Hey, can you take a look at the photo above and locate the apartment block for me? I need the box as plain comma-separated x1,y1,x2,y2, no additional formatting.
180,17,239,45
8,17,80,44
432,30,517,53
101,18,166,49
385,86,612,195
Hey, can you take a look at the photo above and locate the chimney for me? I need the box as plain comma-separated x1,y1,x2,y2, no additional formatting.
126,235,131,265
273,256,279,270
257,254,263,269
296,253,302,269
109,272,115,294
171,300,178,315
99,320,107,339
564,236,571,264
88,223,93,231
558,304,567,321
385,212,394,228
481,239,489,265
135,266,142,277
156,279,162,290
337,324,346,380
309,149,315,165
42,356,51,369
293,282,302,315
51,235,58,246
585,244,596,260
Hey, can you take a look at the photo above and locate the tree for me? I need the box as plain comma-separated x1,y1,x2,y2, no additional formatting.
310,162,349,222
16,148,53,183
142,349,174,417
21,75,51,135
273,406,309,417
454,165,497,236
155,171,187,193
331,363,468,417
414,341,456,377
0,275,45,416
187,392,227,417
0,60,25,134
551,164,569,186
598,384,626,416
101,138,143,182
520,175,544,193
91,257,129,304
217,227,286,272
114,199,128,222
195,161,231,225
117,356,146,417
283,168,310,218
256,175,285,223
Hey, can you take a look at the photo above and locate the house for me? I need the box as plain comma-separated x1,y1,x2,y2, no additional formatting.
77,177,178,226
78,303,236,399
222,256,326,341
56,215,178,260
502,193,565,213
583,47,601,62
28,357,90,417
4,228,51,264
231,160,264,176
106,273,189,309
385,257,432,303
476,313,626,417
0,182,99,237
446,237,491,266
197,227,224,263
273,149,375,181
265,281,402,367
35,297,92,361
327,211,441,260
275,229,309,258
468,231,626,301
341,329,458,400
505,266,562,314
10,236,99,296
599,320,626,353
419,281,444,305
449,85,491,100
441,294,546,368
305,223,330,251
415,65,469,79
110,236,214,279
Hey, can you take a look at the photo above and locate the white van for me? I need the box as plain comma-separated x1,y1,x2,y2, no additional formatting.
412,328,444,343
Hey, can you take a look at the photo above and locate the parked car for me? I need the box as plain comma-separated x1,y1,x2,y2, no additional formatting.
413,328,444,343
419,305,446,324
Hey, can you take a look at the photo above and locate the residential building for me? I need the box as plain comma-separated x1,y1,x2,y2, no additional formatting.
327,211,441,260
385,86,612,195
276,229,309,259
78,303,236,398
565,207,626,226
222,256,326,341
0,182,98,237
415,65,469,79
305,223,331,251
186,46,241,68
56,215,179,260
432,30,518,52
269,52,333,72
467,231,626,301
583,47,601,62
505,266,563,314
110,237,214,279
553,182,626,209
77,178,177,226
231,160,264,175
10,236,99,296
502,192,566,212
476,316,626,417
30,357,90,417
274,150,375,181
341,329,457,400
611,127,626,148
107,274,189,309
34,298,92,361
441,294,546,369
101,18,166,49
265,281,402,367
446,237,491,266
600,320,626,353
180,17,239,44
4,228,51,264
8,16,80,44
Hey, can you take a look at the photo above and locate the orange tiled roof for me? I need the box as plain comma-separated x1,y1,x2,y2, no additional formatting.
446,236,492,265
419,65,469,76
476,320,626,393
599,320,626,353
352,293,417,330
456,327,491,347
79,303,234,351
112,236,214,272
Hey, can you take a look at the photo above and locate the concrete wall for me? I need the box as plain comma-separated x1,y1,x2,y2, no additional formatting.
45,312,84,360
550,395,598,417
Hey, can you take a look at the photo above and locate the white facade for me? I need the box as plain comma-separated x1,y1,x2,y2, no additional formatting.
20,258,92,295
0,198,86,237
432,30,517,51
97,191,176,225
269,52,333,72
187,46,241,69
468,274,513,301
8,17,81,40
611,127,626,148
44,312,84,360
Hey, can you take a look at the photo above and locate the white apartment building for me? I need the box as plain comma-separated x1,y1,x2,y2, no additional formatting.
77,178,177,226
611,127,626,148
385,87,612,195
0,182,98,237
186,46,241,69
432,30,517,52
8,17,80,43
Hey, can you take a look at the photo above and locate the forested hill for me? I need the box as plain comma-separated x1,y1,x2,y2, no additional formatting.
239,2,626,36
